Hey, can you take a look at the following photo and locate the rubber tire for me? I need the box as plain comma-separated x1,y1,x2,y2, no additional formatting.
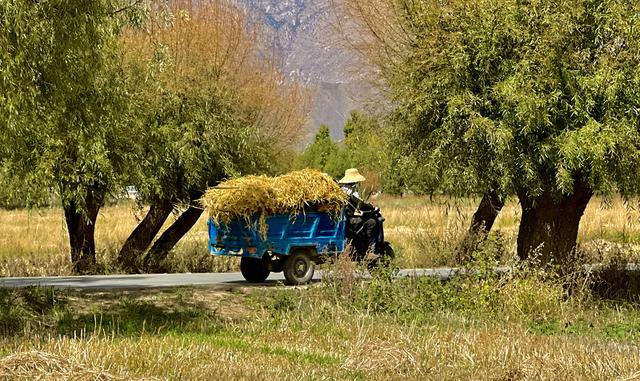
240,256,270,283
368,242,396,271
379,241,395,259
283,251,315,285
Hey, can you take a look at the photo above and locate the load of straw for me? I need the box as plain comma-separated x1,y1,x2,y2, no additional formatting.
200,169,347,235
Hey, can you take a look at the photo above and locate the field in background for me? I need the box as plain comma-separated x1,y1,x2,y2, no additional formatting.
1,196,640,276
0,202,236,277
377,195,640,268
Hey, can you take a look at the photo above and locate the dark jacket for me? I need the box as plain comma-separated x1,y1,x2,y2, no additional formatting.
345,193,375,217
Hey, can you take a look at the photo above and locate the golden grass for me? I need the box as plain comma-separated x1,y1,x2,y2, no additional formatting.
2,286,640,380
0,350,158,381
1,195,639,276
0,202,236,277
376,195,640,268
201,169,347,235
4,324,639,380
376,195,640,239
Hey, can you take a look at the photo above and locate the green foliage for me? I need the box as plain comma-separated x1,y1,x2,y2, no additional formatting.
343,111,388,192
0,165,52,209
126,74,266,203
299,112,388,190
298,125,346,178
308,242,573,324
0,1,293,215
122,5,286,205
0,0,131,211
387,0,640,198
344,110,381,161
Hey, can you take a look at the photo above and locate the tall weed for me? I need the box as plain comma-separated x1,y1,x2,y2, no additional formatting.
310,237,570,326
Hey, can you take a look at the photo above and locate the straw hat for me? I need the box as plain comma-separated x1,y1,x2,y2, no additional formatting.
338,168,366,184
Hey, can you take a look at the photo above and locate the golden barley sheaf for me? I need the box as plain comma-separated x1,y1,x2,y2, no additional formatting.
200,169,348,236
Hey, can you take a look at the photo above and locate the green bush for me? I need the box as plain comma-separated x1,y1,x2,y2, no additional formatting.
287,240,571,326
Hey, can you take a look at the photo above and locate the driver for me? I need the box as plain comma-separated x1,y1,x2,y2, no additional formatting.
338,168,380,255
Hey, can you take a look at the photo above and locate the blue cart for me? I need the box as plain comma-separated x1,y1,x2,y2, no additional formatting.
208,211,345,284
208,209,393,285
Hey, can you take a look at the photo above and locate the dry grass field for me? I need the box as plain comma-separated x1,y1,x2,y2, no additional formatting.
379,195,640,268
2,265,640,380
2,197,640,380
0,202,236,277
1,195,639,276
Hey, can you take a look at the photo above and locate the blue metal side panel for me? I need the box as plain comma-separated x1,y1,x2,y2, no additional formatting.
208,211,346,259
284,215,318,239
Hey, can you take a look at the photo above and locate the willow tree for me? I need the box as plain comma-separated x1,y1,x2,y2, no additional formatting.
343,0,640,264
0,0,134,273
117,1,307,272
337,0,505,255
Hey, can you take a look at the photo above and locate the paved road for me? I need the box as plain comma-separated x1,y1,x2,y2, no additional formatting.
3,263,631,290
0,268,459,290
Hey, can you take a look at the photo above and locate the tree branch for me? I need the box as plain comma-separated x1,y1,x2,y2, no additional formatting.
111,0,144,16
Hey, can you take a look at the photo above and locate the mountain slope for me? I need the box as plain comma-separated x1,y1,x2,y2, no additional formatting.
239,0,363,140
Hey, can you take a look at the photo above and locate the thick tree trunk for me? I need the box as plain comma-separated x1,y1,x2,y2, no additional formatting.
516,182,592,266
470,191,504,233
117,199,174,273
142,205,203,273
64,191,104,274
458,191,505,260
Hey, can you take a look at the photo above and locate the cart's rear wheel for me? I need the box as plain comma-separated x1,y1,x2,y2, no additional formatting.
240,256,270,283
283,250,315,285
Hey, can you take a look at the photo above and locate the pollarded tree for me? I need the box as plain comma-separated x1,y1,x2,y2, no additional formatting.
0,0,134,273
117,1,307,272
338,0,505,255
345,0,640,265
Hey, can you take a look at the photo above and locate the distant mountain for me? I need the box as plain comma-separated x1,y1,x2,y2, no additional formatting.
238,0,364,141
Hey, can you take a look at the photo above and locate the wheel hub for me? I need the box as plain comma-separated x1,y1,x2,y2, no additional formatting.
294,259,307,277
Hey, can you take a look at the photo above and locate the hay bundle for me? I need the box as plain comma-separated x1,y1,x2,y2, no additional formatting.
0,350,159,381
0,350,117,381
200,169,347,234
